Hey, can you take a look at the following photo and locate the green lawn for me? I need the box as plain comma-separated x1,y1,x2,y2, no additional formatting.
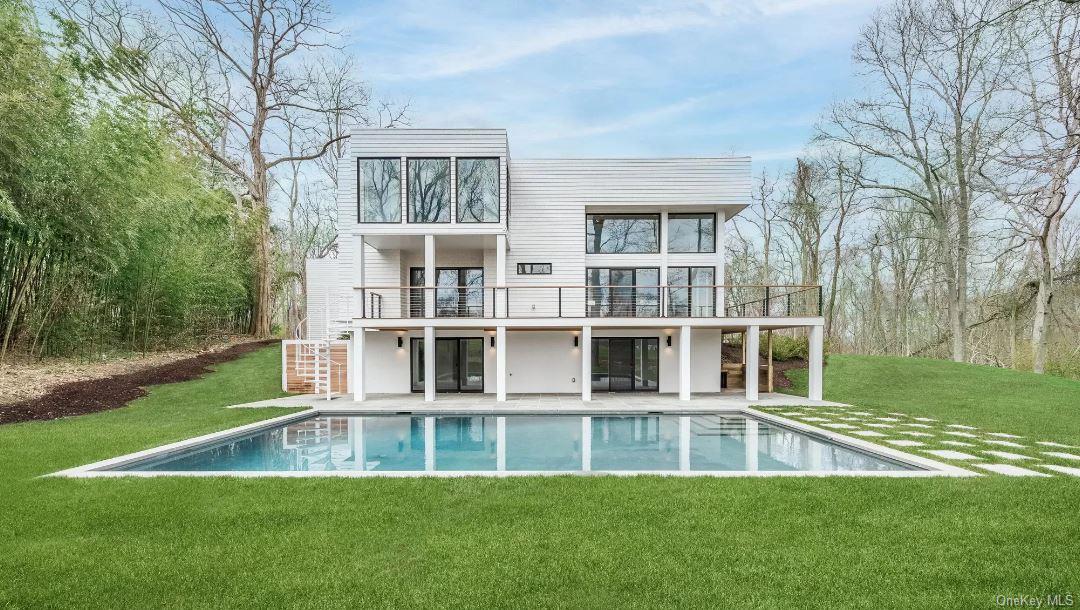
2,346,1078,608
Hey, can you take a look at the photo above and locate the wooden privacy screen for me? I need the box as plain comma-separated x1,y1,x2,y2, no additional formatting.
283,341,349,394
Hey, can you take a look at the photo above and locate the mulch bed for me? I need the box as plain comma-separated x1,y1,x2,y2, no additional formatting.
0,340,277,425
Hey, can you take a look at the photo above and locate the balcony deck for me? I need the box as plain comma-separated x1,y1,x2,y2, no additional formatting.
350,284,823,329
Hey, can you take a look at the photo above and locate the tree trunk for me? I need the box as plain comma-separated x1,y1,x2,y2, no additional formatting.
251,203,273,337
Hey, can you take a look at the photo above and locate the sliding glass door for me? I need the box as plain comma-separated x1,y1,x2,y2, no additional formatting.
411,338,485,393
591,338,659,392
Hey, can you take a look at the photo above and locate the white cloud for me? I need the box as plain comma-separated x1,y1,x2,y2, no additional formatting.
387,8,716,80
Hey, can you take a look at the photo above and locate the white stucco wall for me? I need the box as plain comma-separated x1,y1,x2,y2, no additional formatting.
359,327,725,394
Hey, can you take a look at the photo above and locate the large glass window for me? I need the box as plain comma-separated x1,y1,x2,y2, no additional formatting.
586,214,659,254
667,267,715,317
457,158,500,222
668,213,716,253
436,267,484,317
591,339,660,393
408,158,450,223
586,268,659,317
358,158,401,223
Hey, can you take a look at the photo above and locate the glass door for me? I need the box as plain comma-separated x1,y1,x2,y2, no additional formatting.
608,338,634,391
590,337,659,392
435,338,460,392
410,338,424,392
409,268,425,317
458,338,485,392
410,338,485,393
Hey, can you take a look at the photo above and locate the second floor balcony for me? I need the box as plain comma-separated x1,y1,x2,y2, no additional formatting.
356,284,822,320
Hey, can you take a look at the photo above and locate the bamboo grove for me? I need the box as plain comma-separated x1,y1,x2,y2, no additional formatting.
0,0,253,362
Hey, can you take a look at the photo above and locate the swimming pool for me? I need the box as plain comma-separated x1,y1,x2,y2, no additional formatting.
56,411,955,476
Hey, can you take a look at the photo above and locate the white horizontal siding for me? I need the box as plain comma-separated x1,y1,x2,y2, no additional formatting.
510,158,750,204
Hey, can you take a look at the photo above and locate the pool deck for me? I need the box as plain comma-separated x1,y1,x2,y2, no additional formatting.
229,392,846,413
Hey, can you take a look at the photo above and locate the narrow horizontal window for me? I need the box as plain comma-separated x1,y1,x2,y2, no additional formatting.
517,263,552,275
457,158,500,223
586,214,659,254
358,158,401,223
408,158,450,223
668,213,716,253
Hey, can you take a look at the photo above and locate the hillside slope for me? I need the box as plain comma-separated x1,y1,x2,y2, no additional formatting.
784,355,1080,445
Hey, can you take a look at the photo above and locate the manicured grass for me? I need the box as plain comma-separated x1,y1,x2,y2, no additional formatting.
785,354,1080,445
1,347,1078,607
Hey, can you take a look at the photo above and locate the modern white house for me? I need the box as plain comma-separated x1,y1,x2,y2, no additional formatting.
297,128,824,403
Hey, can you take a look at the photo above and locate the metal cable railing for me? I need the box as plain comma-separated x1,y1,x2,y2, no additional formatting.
355,284,822,319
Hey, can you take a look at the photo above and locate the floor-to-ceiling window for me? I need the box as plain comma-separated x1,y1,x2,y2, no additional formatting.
591,337,659,392
586,268,660,317
410,338,484,393
667,266,716,317
409,267,484,317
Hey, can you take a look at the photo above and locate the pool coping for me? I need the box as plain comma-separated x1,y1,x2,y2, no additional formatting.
49,407,979,478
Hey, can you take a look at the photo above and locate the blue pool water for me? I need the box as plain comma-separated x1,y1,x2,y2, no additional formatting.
114,413,915,473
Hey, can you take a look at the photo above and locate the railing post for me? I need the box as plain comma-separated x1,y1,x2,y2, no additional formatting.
818,285,823,317
558,287,562,318
764,286,770,317
360,288,366,319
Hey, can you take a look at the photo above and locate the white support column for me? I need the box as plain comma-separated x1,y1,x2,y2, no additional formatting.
809,324,824,401
424,326,435,402
495,234,507,317
679,325,692,401
353,234,366,318
352,330,365,402
424,234,435,318
424,416,435,471
496,416,506,471
350,417,366,471
744,419,759,471
716,212,726,316
679,416,690,471
281,342,288,392
745,325,759,401
581,416,592,471
581,326,592,401
496,326,507,401
660,211,669,315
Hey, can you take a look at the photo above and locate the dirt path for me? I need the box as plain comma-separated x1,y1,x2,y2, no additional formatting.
0,340,277,425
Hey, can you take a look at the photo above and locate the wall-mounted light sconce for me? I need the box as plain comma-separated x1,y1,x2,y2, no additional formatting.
666,335,672,347
490,336,495,348
397,337,404,349
574,336,579,347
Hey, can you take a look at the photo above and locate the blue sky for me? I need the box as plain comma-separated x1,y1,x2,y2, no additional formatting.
331,0,886,172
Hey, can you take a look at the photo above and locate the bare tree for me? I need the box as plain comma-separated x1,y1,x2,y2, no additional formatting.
1000,1,1080,372
56,0,399,337
818,0,1016,362
817,149,867,338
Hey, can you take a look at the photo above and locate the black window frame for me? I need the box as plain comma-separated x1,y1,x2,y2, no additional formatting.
667,213,717,253
456,157,501,224
585,267,661,317
407,157,452,224
356,157,403,224
590,337,660,392
667,266,717,317
517,263,552,275
585,214,661,254
410,266,485,317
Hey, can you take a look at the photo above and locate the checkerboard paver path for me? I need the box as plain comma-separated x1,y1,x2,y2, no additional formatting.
757,403,1080,478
